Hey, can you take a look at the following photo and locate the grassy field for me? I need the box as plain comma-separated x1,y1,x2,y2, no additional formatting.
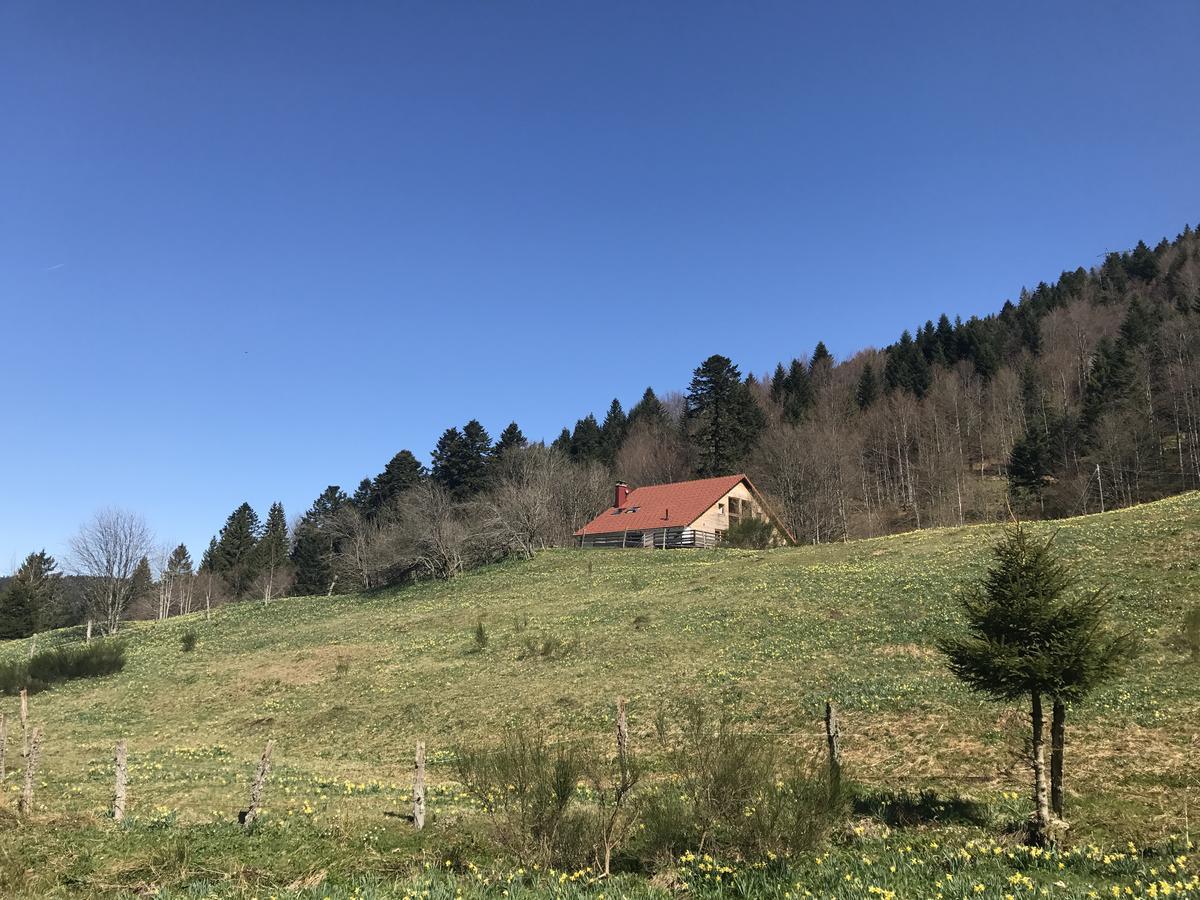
1,494,1198,897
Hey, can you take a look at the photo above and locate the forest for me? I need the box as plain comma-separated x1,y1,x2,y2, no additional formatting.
3,222,1199,634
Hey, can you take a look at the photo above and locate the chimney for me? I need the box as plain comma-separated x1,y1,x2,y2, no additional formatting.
614,482,630,508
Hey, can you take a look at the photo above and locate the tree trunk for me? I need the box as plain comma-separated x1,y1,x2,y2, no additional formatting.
1050,698,1065,819
1029,691,1051,845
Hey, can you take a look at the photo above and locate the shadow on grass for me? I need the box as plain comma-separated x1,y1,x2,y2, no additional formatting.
853,786,989,827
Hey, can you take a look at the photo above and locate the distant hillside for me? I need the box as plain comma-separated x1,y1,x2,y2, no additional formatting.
4,491,1197,850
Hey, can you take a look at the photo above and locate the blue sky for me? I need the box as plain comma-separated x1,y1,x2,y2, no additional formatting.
2,1,1198,568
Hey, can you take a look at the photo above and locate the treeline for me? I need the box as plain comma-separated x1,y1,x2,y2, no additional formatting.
3,222,1198,634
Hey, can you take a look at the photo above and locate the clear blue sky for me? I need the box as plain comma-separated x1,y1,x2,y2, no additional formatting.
2,1,1198,568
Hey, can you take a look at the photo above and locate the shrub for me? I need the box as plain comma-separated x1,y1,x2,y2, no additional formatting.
520,632,578,660
453,733,591,868
0,639,126,695
723,518,775,549
632,705,843,864
632,614,650,631
334,656,351,678
180,629,198,652
473,620,489,651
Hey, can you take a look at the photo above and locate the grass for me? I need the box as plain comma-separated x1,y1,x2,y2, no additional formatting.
0,493,1198,897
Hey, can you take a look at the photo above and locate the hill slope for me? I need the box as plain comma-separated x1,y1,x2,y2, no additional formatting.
3,494,1199,847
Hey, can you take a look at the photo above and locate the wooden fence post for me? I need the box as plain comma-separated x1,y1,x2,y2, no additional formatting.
242,740,274,831
112,740,128,822
412,741,426,830
615,697,630,786
824,700,842,798
19,726,41,816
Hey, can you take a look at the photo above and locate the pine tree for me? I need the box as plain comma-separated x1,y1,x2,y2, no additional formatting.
769,363,788,404
686,354,766,476
213,502,263,597
938,525,1137,842
600,398,627,463
256,502,291,601
855,362,878,410
199,537,218,573
810,341,833,371
494,422,527,456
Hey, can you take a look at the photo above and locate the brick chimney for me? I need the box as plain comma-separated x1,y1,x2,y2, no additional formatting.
614,482,630,508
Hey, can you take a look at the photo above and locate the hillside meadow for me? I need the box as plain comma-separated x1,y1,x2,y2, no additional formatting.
0,493,1198,898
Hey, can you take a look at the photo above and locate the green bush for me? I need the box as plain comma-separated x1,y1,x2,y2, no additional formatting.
0,639,126,695
453,733,591,868
632,705,843,864
180,629,198,652
722,518,776,549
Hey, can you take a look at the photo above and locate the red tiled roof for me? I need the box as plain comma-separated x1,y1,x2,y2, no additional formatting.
574,474,747,536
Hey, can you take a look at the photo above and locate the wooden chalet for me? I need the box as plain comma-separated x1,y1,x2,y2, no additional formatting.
574,474,795,548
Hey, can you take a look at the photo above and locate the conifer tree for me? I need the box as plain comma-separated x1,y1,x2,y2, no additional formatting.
781,359,814,422
551,427,572,454
569,414,604,463
370,450,424,510
855,362,878,410
351,478,374,511
0,582,36,640
600,398,628,463
494,422,527,456
686,354,766,476
432,423,491,498
628,387,667,429
290,486,346,596
939,525,1137,842
130,555,154,612
12,550,61,631
199,537,218,573
256,502,291,601
214,502,263,597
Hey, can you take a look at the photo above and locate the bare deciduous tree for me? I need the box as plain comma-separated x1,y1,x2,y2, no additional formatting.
69,509,154,635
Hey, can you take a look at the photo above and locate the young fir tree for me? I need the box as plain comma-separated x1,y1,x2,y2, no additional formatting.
686,354,766,477
256,502,291,602
214,502,263,598
938,524,1137,842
